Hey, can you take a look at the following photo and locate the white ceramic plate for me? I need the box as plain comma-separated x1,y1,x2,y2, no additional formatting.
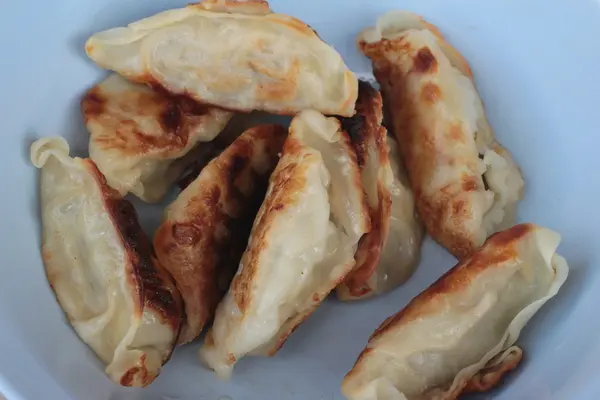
1,0,599,399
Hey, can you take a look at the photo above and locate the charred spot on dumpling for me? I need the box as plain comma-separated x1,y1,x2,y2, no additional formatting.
338,81,381,167
107,196,183,327
421,82,441,104
339,114,367,167
228,154,251,184
146,79,211,115
159,102,183,134
172,223,203,246
412,47,438,74
81,87,107,123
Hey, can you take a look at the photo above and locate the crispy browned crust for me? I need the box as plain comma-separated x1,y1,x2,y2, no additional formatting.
338,81,391,298
359,22,481,259
230,115,367,355
82,81,219,156
154,124,286,344
89,9,358,117
231,136,312,313
83,160,183,387
416,18,473,78
346,224,533,390
337,119,372,238
229,135,329,354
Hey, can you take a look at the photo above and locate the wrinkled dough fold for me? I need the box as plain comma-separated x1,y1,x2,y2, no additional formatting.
342,223,569,400
358,11,524,259
31,137,182,387
83,73,233,202
337,81,423,300
154,124,286,344
85,4,357,116
199,110,370,379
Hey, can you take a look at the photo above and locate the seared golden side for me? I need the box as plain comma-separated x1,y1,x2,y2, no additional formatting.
338,81,391,298
345,224,534,398
82,81,221,157
360,21,491,259
154,124,286,344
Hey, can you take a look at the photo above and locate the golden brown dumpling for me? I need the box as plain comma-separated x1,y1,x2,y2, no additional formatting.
199,110,370,380
342,224,569,400
358,11,524,259
154,124,286,344
30,137,183,387
337,82,423,300
82,73,233,202
85,1,357,116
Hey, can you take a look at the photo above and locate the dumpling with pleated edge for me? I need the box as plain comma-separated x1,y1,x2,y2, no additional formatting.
84,0,357,117
199,110,371,380
342,223,569,400
337,81,424,300
30,137,183,387
358,11,525,259
154,124,287,345
82,73,233,203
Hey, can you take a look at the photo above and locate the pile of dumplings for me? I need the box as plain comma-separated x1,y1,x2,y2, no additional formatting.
30,1,569,399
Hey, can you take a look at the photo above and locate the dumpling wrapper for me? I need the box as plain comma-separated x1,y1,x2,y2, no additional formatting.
154,124,287,344
198,0,272,15
30,137,183,387
342,223,569,400
337,81,423,300
82,73,233,203
358,11,525,259
85,1,358,116
199,110,370,379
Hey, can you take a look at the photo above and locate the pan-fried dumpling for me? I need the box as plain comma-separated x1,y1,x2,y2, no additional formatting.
82,73,233,202
337,81,423,300
342,223,569,400
154,124,287,345
199,110,370,379
84,2,357,116
358,11,525,259
30,137,183,387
